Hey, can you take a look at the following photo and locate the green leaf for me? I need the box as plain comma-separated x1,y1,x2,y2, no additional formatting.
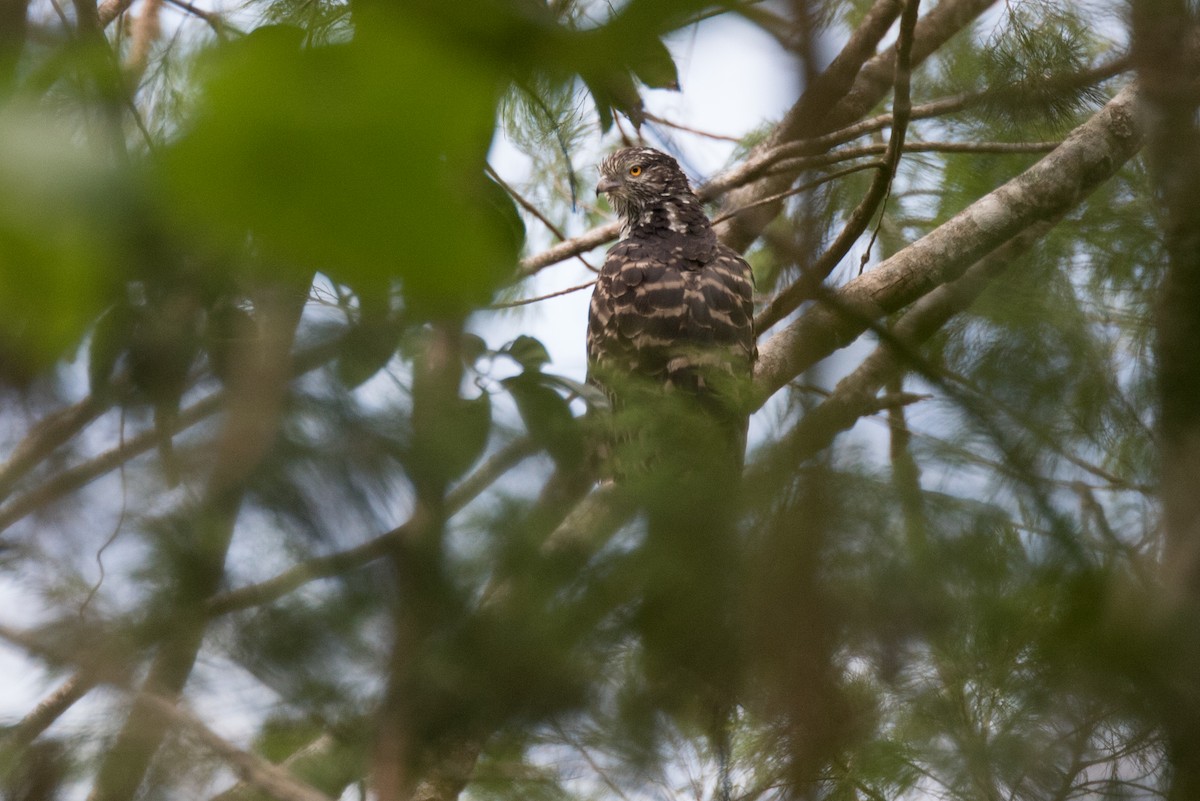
158,22,518,317
0,110,126,384
500,335,551,372
409,392,493,485
581,68,644,130
502,371,584,468
631,37,680,91
335,312,402,389
88,303,132,399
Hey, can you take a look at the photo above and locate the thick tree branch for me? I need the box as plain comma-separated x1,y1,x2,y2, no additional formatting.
753,83,1144,402
755,0,923,330
0,395,106,503
716,0,1000,253
778,220,1053,461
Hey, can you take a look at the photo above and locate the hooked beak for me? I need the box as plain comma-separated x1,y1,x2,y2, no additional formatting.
596,175,620,197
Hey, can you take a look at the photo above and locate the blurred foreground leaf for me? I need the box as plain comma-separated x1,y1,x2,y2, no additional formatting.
158,22,522,317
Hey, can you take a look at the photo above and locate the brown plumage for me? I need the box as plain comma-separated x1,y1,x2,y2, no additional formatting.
588,148,753,790
588,146,756,451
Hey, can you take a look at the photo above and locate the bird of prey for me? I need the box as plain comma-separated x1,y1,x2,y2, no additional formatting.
587,146,755,801
588,146,756,465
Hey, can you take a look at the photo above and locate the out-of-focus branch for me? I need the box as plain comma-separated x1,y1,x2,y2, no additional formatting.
1132,2,1200,796
0,0,30,83
0,624,335,801
124,0,161,84
207,435,535,616
72,0,100,31
0,394,219,534
139,694,337,801
373,321,467,801
0,395,106,503
2,670,97,750
87,283,309,801
0,337,341,535
96,0,134,27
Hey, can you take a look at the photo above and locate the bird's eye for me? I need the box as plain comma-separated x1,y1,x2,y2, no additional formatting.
629,165,642,177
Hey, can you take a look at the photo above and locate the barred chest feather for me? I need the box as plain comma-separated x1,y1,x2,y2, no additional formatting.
589,146,756,397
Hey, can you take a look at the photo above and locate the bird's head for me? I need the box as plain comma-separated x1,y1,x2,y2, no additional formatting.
597,147,694,222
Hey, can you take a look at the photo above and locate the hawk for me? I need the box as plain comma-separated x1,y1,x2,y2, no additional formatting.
587,147,754,796
587,146,756,463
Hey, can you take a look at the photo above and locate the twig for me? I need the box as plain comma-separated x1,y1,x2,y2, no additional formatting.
710,162,886,227
859,0,922,270
487,164,597,273
79,411,130,619
641,112,742,143
489,279,598,309
206,435,536,616
163,0,231,36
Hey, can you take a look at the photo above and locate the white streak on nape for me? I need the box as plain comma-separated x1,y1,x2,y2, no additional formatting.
665,203,690,234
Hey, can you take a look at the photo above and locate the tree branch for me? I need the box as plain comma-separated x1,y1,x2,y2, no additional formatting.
716,0,1000,253
2,670,97,750
142,693,338,801
0,337,342,535
88,283,309,801
753,83,1144,402
755,0,923,331
0,395,106,503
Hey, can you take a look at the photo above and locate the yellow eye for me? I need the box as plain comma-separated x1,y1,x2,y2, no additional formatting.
629,165,642,177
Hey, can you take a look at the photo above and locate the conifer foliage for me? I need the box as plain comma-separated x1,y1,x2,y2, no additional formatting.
0,2,1189,801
